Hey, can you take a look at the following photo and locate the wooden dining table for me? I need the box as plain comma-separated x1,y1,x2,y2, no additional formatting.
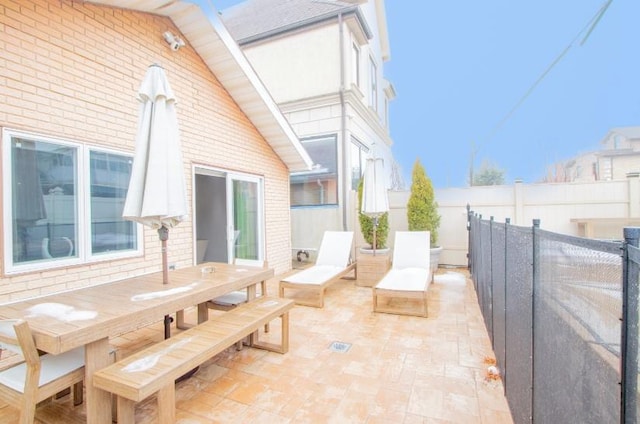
0,261,274,424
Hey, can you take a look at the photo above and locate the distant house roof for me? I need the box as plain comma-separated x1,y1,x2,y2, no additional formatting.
220,0,372,45
612,126,640,139
87,0,312,172
602,126,640,144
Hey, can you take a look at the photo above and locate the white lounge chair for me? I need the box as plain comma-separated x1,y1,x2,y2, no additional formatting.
372,231,432,317
279,231,357,307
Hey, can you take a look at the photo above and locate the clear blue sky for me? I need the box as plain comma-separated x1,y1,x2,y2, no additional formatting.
209,0,640,188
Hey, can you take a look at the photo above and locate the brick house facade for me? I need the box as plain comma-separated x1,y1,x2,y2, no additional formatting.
0,0,310,301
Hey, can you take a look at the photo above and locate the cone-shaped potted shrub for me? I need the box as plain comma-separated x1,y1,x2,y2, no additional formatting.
407,159,441,269
357,178,389,250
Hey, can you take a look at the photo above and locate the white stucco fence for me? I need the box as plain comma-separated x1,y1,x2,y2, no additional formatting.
293,174,640,268
390,175,640,266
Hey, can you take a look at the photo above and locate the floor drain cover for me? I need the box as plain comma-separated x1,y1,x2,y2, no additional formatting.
329,341,352,353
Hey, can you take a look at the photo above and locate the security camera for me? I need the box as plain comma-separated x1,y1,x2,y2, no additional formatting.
163,31,185,51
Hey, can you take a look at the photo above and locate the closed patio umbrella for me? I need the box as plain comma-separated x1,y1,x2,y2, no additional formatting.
361,157,389,256
123,64,187,339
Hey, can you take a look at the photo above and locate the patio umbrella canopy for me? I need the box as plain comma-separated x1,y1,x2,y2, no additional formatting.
123,64,188,338
361,157,389,255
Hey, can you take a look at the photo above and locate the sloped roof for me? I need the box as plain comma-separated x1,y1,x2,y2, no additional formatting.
609,126,640,140
86,0,312,172
221,0,371,45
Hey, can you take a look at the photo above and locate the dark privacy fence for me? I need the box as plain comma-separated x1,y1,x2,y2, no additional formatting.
467,207,639,424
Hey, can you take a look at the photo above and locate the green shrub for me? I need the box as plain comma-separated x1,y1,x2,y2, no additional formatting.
357,179,389,249
407,158,440,246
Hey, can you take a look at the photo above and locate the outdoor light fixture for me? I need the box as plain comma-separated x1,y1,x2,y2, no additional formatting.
163,31,185,51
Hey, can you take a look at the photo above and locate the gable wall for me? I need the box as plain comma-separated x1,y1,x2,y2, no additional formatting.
242,24,341,103
0,0,292,301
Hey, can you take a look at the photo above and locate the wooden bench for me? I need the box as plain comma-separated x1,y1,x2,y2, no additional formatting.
92,296,294,424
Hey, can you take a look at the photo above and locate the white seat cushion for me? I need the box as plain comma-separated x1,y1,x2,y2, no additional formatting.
0,346,85,393
282,265,345,285
375,268,430,292
211,291,248,306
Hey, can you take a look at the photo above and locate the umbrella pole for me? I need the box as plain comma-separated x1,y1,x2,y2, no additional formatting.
159,226,169,285
158,225,198,380
373,217,378,257
158,226,172,339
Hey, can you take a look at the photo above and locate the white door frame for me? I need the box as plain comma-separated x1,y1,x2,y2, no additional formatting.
192,165,265,264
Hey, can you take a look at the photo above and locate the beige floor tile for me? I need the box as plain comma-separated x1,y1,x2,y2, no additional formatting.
20,268,513,424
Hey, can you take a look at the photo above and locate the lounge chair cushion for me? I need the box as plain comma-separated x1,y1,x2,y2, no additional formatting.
282,265,346,286
375,268,431,292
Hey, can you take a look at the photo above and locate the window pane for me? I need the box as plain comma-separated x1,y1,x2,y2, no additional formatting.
350,138,369,190
11,138,77,264
352,44,360,87
290,136,338,207
370,58,377,111
90,151,136,254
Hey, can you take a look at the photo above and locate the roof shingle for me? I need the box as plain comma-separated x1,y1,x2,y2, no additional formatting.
221,0,358,44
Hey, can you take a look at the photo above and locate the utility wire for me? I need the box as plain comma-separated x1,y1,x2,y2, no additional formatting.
580,0,613,46
479,0,614,149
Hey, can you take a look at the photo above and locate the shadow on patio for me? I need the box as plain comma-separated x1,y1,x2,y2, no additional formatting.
4,267,513,423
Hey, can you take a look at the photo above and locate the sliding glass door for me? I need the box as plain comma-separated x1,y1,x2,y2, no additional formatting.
228,174,262,261
194,166,263,264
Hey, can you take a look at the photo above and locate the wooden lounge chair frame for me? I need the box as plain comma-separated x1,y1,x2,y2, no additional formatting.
280,231,357,308
373,231,432,317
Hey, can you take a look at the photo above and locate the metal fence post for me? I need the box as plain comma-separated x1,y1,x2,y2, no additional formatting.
490,216,495,346
473,212,480,290
531,219,540,424
467,204,472,271
504,217,510,394
621,227,639,424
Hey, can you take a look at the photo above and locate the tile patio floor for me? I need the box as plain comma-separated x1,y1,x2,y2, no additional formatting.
1,266,513,423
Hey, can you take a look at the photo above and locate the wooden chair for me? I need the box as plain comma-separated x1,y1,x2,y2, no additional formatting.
207,259,270,337
0,319,85,423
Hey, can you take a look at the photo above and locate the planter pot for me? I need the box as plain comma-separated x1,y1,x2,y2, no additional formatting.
430,246,443,274
356,248,391,287
358,247,391,255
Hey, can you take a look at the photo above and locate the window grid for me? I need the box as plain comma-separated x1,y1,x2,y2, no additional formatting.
290,135,339,207
350,138,369,190
3,129,140,274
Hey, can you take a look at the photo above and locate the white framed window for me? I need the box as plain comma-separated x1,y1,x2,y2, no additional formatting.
350,137,369,190
3,128,141,274
369,57,378,111
290,135,338,207
352,43,360,88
